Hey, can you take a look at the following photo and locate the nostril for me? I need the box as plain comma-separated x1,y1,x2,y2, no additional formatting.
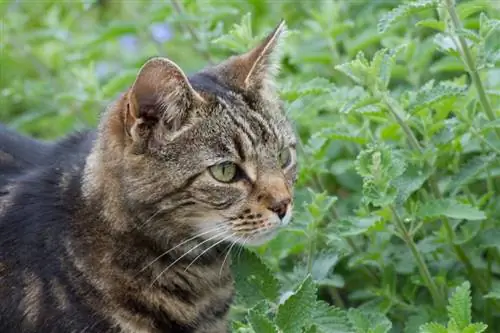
269,198,291,220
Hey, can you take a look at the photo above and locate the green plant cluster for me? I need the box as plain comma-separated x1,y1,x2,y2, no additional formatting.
1,0,499,332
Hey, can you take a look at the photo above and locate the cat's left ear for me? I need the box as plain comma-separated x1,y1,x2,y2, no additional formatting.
214,20,287,90
125,57,205,142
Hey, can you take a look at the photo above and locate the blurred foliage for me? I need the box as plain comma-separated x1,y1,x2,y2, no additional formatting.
1,0,500,332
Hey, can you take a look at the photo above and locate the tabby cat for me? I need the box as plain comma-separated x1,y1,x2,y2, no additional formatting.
0,20,296,333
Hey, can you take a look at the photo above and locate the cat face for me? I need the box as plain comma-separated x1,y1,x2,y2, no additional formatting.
121,21,296,246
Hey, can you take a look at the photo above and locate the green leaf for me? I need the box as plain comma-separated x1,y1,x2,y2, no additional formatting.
409,81,467,112
281,78,335,101
418,322,447,333
337,216,384,237
335,52,370,85
347,309,392,333
484,285,500,300
416,19,445,32
247,306,279,333
370,48,396,89
444,154,497,195
211,12,258,53
340,95,381,114
311,301,352,333
447,281,472,330
393,165,432,204
378,0,438,33
462,323,488,333
276,276,317,333
231,248,280,307
417,199,486,221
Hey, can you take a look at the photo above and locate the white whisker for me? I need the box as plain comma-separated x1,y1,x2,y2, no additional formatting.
150,229,228,286
184,234,233,272
140,224,225,273
219,236,240,277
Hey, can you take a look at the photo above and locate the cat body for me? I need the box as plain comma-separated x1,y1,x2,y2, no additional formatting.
0,21,296,333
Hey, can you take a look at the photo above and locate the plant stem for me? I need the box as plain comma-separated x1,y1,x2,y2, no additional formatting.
379,89,495,300
444,0,500,139
307,233,315,275
390,206,445,308
380,93,422,151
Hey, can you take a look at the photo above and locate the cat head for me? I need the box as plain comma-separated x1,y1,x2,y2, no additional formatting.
118,20,296,246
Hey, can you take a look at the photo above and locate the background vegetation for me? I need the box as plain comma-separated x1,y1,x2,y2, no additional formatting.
1,0,499,332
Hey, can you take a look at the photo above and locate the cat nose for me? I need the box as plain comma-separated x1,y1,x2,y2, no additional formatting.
268,198,291,220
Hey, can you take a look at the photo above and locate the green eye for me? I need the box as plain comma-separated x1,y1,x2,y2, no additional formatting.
278,148,292,168
209,162,238,183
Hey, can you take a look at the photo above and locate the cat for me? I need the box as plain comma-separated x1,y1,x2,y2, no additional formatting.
0,20,297,333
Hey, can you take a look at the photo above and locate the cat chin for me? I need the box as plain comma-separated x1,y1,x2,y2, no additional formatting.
242,228,280,247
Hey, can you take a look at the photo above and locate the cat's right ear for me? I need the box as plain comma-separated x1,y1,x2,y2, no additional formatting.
125,57,205,142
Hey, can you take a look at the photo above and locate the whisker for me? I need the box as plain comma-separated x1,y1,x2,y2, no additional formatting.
150,229,228,286
236,236,249,262
219,236,240,277
184,234,233,272
140,224,225,273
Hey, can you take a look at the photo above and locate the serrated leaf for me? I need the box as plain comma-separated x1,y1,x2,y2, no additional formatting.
433,33,460,55
335,52,370,85
393,165,432,205
445,154,497,195
211,12,258,53
311,252,339,281
347,309,392,333
337,216,383,237
417,199,486,221
371,48,395,89
416,19,445,32
340,95,380,114
447,281,472,330
418,322,447,333
463,323,488,333
311,301,352,333
484,285,500,300
355,144,407,180
281,77,335,101
378,0,438,33
247,307,279,333
409,81,467,112
231,248,280,307
276,276,317,333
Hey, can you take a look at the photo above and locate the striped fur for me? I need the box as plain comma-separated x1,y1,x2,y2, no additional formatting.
0,21,296,332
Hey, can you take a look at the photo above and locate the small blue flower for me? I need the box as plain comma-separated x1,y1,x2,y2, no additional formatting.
119,35,139,52
150,22,172,43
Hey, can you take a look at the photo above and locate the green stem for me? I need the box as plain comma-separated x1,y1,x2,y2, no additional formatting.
307,233,315,275
380,89,495,301
444,0,500,139
391,206,445,308
380,93,422,151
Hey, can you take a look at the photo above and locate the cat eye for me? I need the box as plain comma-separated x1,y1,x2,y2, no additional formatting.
278,148,292,168
209,162,238,183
